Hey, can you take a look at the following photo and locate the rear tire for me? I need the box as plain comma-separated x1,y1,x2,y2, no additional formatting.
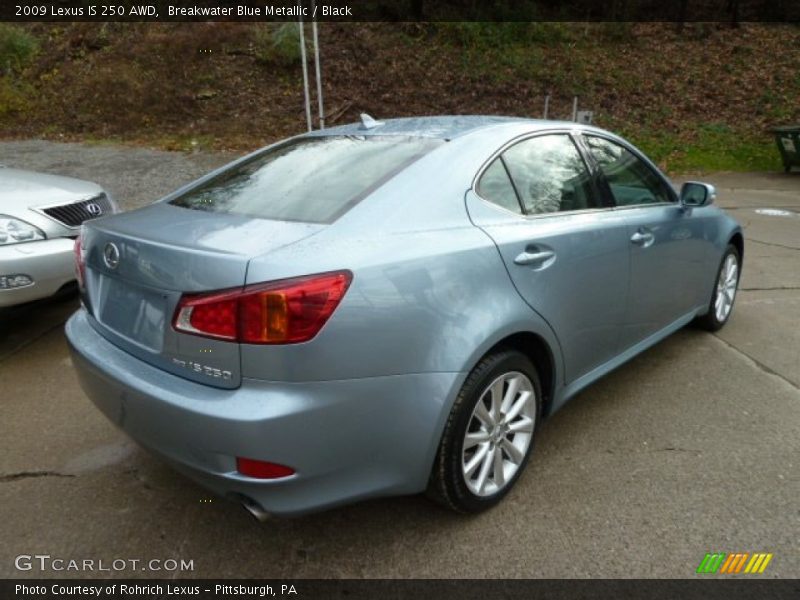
695,244,740,332
427,349,541,513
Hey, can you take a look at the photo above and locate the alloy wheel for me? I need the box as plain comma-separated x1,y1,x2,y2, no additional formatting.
714,253,739,322
461,371,536,497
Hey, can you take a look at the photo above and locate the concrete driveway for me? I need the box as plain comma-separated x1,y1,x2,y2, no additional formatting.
0,142,797,579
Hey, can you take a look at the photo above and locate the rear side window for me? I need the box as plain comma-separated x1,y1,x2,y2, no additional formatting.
476,158,523,214
170,136,442,223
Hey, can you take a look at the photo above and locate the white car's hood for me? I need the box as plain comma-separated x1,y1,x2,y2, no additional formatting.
0,167,104,211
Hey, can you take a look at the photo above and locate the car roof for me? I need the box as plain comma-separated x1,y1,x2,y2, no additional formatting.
305,115,581,141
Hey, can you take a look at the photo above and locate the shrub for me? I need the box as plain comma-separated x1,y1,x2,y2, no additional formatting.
253,23,305,66
0,24,38,73
0,79,33,116
599,22,635,43
437,22,574,50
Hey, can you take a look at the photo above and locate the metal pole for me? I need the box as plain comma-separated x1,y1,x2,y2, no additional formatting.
298,18,312,132
543,94,550,120
571,96,578,122
311,0,324,129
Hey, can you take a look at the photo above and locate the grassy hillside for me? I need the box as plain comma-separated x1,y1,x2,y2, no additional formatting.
1,22,798,173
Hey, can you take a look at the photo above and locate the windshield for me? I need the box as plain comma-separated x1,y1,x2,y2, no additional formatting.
169,135,443,223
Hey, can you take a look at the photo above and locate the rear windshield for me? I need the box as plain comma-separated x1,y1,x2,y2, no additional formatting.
169,135,442,223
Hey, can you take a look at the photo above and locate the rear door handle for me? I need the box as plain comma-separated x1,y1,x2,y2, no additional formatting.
630,230,655,247
514,249,555,266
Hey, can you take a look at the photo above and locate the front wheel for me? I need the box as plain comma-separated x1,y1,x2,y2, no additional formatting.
696,244,740,331
427,349,541,513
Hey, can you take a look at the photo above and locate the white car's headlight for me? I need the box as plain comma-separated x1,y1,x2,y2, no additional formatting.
0,215,46,245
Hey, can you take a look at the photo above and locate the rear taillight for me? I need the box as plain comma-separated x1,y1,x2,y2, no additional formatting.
172,270,352,344
74,230,86,289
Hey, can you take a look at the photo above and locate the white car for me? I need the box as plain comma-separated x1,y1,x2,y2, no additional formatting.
0,166,118,308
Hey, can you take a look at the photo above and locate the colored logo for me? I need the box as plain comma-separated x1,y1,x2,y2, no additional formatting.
696,552,773,574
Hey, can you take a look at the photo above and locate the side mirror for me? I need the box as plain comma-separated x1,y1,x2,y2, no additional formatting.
680,181,716,207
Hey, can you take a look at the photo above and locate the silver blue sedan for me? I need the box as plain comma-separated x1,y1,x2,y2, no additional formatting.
66,116,743,517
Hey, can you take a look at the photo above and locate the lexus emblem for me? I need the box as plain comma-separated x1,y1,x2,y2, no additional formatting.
85,202,103,216
103,243,120,270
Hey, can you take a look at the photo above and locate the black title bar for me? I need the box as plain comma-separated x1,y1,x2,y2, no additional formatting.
4,579,800,600
2,0,799,22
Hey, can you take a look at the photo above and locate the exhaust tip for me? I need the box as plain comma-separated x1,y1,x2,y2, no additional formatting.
239,495,271,522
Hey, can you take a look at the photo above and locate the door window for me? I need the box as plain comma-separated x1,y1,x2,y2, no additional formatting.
501,134,597,215
585,136,675,207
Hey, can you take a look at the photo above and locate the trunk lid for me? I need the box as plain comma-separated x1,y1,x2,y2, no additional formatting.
81,202,324,388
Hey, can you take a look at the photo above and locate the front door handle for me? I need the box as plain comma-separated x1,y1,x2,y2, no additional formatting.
630,230,655,247
514,249,555,266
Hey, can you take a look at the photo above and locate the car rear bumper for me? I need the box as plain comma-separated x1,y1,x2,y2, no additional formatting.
0,238,75,307
65,310,461,516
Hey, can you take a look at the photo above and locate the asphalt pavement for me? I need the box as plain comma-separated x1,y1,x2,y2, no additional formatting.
0,141,797,578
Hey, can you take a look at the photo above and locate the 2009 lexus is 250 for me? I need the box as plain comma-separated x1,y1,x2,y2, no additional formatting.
66,116,743,518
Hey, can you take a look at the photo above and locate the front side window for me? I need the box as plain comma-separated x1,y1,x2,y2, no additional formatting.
585,136,674,207
500,134,597,215
170,136,442,224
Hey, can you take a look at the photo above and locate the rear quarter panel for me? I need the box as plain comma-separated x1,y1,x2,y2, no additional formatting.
242,225,563,384
242,126,565,385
